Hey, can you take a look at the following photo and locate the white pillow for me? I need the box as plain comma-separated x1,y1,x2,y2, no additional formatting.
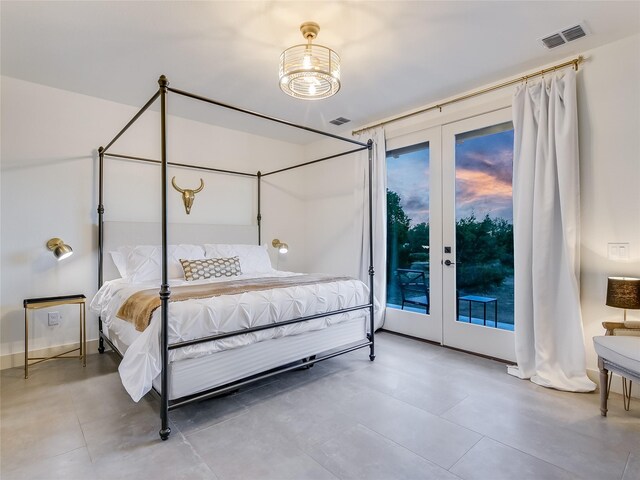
204,244,273,274
109,251,127,278
119,244,206,282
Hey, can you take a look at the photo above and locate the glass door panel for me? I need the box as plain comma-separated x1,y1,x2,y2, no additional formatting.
386,142,430,312
442,108,515,361
455,121,514,331
384,128,442,342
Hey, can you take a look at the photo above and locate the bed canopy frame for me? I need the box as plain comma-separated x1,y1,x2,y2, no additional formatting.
97,75,375,440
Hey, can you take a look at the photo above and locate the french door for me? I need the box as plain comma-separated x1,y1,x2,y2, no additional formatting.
442,108,515,361
384,128,442,342
385,108,515,361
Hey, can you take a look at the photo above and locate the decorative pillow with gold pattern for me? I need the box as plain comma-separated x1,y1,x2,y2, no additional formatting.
180,257,242,281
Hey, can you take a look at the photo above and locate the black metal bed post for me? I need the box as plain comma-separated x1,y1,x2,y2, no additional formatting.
158,75,171,441
367,139,375,361
257,171,262,245
96,85,160,360
97,146,106,354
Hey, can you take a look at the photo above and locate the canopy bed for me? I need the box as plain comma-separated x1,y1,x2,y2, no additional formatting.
94,75,375,440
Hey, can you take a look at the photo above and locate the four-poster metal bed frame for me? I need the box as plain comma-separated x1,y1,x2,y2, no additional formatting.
97,75,375,440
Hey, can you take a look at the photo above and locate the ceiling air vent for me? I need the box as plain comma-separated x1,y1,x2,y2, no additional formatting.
329,117,351,126
540,23,587,49
541,33,566,49
562,25,586,42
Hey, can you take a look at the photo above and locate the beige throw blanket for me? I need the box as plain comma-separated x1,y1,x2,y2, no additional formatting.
117,274,353,332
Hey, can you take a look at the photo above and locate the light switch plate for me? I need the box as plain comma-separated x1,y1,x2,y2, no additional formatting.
608,243,630,260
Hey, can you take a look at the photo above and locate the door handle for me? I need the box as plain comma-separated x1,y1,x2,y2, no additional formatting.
444,259,455,266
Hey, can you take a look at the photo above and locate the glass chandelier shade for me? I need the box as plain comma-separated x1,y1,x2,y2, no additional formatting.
279,22,341,100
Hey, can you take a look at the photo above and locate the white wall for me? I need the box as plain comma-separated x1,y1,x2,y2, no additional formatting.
299,137,367,277
579,34,640,370
260,167,308,273
0,76,305,361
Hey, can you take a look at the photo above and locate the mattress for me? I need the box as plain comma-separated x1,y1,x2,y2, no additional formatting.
91,271,370,401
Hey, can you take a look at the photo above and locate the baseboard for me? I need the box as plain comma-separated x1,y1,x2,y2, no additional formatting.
587,367,640,399
1,339,101,370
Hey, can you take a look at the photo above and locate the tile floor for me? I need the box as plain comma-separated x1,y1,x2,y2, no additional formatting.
1,332,638,480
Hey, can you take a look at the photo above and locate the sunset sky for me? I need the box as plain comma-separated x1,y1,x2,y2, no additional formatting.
455,127,514,221
387,127,514,226
387,146,431,227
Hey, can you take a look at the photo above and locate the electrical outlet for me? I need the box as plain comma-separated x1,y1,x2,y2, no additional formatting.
47,311,61,326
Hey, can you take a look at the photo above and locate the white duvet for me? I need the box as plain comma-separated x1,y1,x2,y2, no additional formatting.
91,271,370,401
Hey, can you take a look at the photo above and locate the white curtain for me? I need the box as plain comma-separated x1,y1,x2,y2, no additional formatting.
508,68,595,392
356,127,387,330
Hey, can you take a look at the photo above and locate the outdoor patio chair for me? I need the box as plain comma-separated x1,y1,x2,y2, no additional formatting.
397,268,429,314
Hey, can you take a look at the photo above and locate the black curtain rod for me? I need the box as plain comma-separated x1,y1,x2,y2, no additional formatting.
103,91,160,153
167,87,368,148
262,146,369,177
104,152,257,178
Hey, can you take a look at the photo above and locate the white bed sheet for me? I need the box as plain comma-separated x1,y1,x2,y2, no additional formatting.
91,271,370,401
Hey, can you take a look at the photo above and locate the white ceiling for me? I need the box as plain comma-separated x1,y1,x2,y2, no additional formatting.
2,1,639,143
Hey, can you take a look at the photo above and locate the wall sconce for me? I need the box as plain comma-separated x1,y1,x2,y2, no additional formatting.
606,276,640,321
47,238,73,261
272,239,289,254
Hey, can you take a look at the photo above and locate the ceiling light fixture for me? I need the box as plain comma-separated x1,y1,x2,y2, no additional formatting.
279,22,341,100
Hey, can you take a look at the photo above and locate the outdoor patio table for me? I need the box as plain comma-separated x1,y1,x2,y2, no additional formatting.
458,295,498,327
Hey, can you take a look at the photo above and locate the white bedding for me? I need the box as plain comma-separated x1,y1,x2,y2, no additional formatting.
91,271,370,401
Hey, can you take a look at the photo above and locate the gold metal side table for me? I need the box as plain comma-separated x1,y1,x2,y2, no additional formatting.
24,294,86,379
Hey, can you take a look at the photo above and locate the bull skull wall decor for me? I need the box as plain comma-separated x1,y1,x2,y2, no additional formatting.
171,177,204,214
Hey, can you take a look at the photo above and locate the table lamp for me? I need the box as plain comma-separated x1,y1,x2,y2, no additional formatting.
606,277,640,321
